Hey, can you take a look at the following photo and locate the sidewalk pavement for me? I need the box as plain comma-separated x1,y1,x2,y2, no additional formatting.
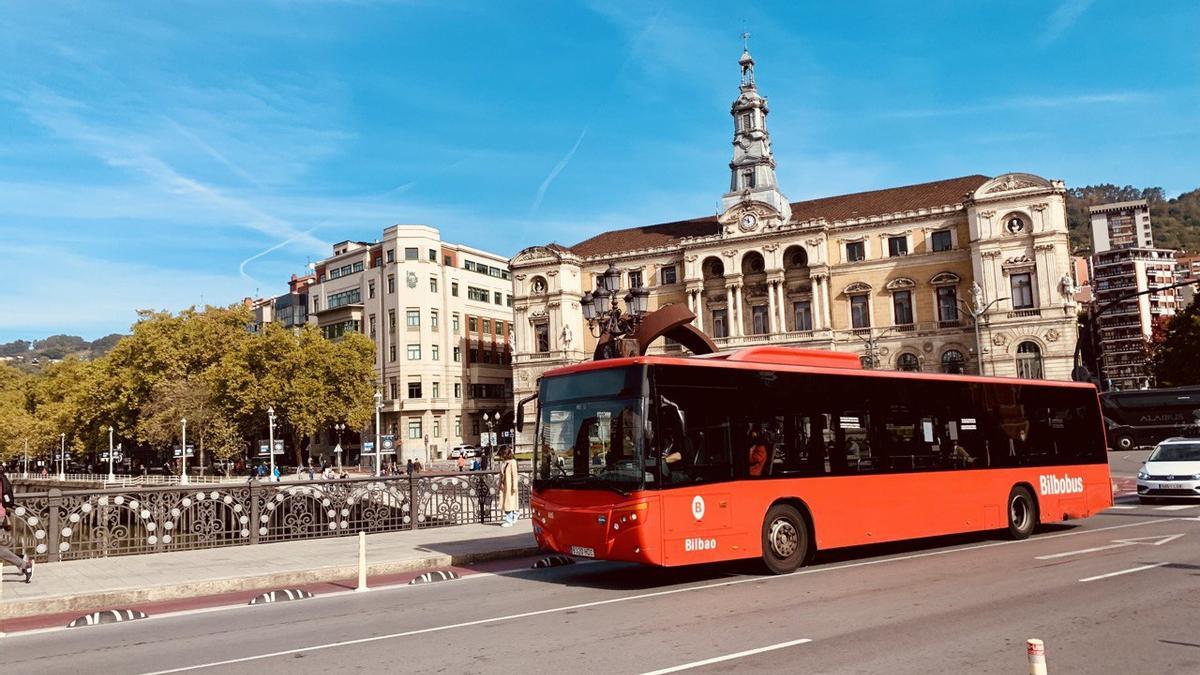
0,521,536,621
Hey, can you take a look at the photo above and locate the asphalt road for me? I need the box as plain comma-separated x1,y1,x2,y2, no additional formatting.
7,454,1199,674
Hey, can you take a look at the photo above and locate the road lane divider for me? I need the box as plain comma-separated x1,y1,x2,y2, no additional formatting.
408,571,460,585
248,589,313,605
639,638,813,675
1154,505,1200,511
67,609,148,628
1079,562,1170,583
1035,533,1184,560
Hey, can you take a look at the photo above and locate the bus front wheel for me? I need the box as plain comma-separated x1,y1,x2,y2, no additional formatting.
1006,486,1038,540
761,503,808,574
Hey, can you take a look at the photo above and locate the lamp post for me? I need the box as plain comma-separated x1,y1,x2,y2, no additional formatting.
849,327,896,369
107,426,115,481
482,411,498,466
58,432,66,480
581,263,651,360
334,422,345,471
373,390,384,477
180,417,189,485
267,407,276,480
958,284,1009,376
23,438,28,478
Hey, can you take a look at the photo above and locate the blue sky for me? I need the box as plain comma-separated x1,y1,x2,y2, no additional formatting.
2,0,1197,341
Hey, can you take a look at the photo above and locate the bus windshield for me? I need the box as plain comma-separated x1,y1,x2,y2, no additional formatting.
534,367,646,494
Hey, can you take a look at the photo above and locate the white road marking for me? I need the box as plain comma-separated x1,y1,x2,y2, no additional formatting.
1108,505,1137,510
639,638,813,675
1154,504,1200,511
1035,533,1184,560
1079,562,1170,583
132,517,1179,672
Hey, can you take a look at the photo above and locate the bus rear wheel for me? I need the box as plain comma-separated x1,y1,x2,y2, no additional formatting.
1006,486,1037,540
761,504,808,575
1114,434,1136,452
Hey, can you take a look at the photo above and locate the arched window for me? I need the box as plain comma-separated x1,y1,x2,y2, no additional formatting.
941,349,965,375
1016,341,1044,379
896,352,920,372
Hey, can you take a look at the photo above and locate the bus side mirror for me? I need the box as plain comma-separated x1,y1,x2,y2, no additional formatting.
516,393,537,433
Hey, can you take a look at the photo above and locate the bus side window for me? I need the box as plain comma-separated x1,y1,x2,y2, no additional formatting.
834,411,873,474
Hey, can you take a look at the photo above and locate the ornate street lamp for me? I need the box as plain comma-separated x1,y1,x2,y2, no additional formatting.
582,264,653,360
180,417,189,485
333,422,346,471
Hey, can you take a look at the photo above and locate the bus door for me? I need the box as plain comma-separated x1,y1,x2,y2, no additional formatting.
658,418,739,565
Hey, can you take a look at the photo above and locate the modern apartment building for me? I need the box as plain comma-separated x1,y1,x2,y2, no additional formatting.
1088,201,1180,390
1176,253,1200,307
1090,200,1154,251
306,225,514,464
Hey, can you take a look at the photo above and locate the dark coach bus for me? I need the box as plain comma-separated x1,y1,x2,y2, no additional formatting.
1101,386,1200,450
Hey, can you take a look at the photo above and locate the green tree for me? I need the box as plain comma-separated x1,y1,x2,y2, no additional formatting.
1149,297,1200,387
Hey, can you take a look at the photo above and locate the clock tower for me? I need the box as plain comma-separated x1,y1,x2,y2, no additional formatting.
719,37,791,232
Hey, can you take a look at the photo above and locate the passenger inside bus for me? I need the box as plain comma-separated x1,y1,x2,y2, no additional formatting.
747,427,769,477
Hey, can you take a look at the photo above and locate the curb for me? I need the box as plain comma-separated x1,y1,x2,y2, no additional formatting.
0,544,542,621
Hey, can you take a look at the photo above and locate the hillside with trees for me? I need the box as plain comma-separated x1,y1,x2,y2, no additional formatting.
0,333,125,365
1066,185,1200,254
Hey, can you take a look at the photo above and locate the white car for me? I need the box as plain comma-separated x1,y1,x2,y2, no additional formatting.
450,445,476,459
1136,437,1200,503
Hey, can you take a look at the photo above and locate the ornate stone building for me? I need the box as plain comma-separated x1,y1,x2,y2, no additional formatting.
509,47,1080,451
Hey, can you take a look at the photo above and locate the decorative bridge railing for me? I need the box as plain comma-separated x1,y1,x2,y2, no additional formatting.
8,471,532,563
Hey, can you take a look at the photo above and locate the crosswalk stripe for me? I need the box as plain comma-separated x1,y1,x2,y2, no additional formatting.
1108,505,1136,510
1154,504,1200,511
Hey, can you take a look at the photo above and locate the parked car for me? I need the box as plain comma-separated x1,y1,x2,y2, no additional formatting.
1136,437,1200,503
450,445,476,459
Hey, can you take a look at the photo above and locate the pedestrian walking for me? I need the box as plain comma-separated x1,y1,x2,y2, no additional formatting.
406,459,414,476
0,498,33,583
0,465,14,511
272,465,281,482
498,448,519,527
457,455,466,472
414,459,423,473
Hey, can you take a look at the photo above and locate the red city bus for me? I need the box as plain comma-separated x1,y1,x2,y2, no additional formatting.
523,347,1111,574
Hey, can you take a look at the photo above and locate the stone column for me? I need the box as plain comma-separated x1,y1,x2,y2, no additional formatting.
777,281,788,331
819,276,833,329
695,291,705,334
810,277,823,330
729,283,739,336
766,281,778,334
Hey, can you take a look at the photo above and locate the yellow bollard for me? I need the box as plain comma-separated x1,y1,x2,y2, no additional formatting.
355,531,369,592
1027,638,1047,675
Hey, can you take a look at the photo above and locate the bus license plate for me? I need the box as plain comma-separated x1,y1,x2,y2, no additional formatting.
570,546,595,558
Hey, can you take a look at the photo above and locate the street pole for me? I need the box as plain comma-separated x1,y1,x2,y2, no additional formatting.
23,438,28,478
180,417,189,485
373,391,383,477
58,432,65,479
268,407,276,480
107,426,115,481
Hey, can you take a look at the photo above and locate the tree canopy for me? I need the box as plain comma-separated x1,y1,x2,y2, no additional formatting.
0,305,377,466
1148,296,1200,388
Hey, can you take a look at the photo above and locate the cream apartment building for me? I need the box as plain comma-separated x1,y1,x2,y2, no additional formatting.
509,47,1080,453
307,225,514,464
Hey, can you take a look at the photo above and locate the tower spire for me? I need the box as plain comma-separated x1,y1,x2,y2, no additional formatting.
720,39,790,223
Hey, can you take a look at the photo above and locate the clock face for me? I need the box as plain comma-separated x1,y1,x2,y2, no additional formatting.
739,213,758,231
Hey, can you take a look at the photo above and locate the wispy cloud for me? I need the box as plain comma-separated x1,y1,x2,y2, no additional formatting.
530,127,589,214
883,91,1147,120
1039,0,1094,49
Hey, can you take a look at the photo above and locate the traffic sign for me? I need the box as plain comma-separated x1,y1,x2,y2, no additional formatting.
273,439,285,455
259,442,270,457
362,441,375,453
381,435,395,451
173,444,195,458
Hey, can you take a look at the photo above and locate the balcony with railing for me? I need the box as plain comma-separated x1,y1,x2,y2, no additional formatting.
1006,308,1041,319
